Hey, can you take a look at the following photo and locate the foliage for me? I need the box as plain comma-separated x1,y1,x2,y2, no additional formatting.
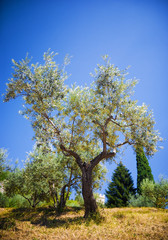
75,193,84,206
129,177,168,208
0,192,30,208
66,200,81,208
27,147,74,209
128,194,154,207
141,177,168,208
4,51,162,216
8,195,30,208
0,192,8,207
0,149,7,170
0,148,10,182
136,146,154,194
3,145,106,210
105,162,135,207
26,146,106,210
4,51,162,157
4,167,48,208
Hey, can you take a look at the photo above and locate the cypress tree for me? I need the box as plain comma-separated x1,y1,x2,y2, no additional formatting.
105,162,135,207
136,146,154,194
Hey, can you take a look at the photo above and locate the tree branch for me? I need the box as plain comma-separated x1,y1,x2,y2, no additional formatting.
90,150,116,170
110,119,134,128
114,139,133,148
92,120,103,129
69,117,75,149
60,144,83,170
105,115,113,128
102,127,107,152
42,113,83,169
42,113,61,139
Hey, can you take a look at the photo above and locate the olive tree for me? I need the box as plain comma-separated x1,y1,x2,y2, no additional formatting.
4,167,48,208
26,148,72,209
141,177,168,208
26,142,106,211
4,51,162,217
0,148,10,182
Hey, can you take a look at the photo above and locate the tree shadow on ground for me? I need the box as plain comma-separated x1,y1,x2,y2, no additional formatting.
0,207,85,229
31,215,85,228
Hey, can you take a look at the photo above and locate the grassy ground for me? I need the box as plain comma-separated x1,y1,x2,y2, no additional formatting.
0,207,168,240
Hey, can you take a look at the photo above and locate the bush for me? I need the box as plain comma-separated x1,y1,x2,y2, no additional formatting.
128,194,154,207
75,194,84,207
141,177,168,208
8,195,30,208
0,193,30,208
0,192,9,207
66,200,81,208
129,177,168,209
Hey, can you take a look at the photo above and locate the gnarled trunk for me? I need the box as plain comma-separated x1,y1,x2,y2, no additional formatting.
59,145,116,218
82,164,98,218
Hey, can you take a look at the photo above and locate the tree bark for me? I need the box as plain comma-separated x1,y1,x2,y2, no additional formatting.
59,142,116,218
82,163,98,218
57,185,66,211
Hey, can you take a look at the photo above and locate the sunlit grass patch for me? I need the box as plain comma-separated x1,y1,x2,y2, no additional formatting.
0,207,168,240
113,212,125,219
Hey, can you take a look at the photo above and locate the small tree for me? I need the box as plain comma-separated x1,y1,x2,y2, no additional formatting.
4,51,162,217
4,145,106,210
0,148,10,182
4,167,48,208
136,146,154,194
141,177,168,208
105,162,135,207
4,148,77,209
129,177,168,208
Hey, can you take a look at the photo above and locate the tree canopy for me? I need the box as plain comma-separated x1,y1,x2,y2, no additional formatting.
4,51,162,217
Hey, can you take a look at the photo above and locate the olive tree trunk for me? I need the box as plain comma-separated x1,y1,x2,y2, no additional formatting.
82,164,98,218
60,145,116,218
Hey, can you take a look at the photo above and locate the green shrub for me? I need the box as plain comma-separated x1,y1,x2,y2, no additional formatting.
129,177,168,208
141,177,168,208
128,194,154,207
8,195,30,208
0,192,9,207
75,194,84,207
0,193,31,208
66,200,81,207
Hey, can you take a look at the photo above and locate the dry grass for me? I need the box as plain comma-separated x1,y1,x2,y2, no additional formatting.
0,207,168,240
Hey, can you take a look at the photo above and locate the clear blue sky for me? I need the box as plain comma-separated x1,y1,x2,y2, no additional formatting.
0,0,168,194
